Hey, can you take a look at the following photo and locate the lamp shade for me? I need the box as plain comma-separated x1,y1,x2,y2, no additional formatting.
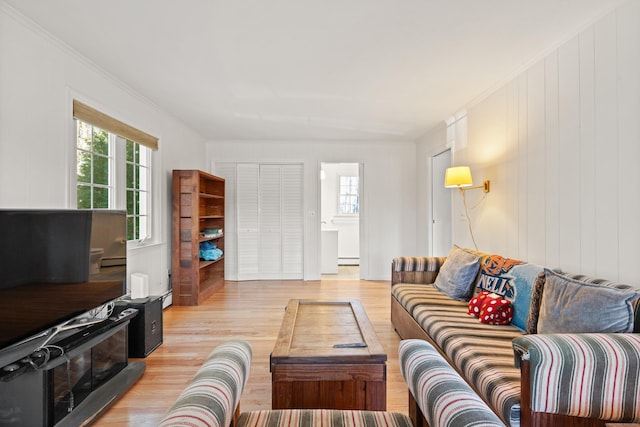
445,166,473,188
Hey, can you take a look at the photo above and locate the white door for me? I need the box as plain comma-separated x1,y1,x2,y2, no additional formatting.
237,163,260,280
431,150,452,256
281,164,304,277
215,162,303,280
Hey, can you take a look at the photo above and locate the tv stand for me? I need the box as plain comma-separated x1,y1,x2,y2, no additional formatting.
0,314,145,426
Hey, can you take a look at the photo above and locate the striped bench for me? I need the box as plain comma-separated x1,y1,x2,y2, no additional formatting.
159,340,412,427
399,339,505,427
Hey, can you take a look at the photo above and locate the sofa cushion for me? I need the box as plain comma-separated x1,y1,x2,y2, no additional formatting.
237,409,413,427
537,269,640,334
474,253,544,331
398,284,524,425
433,245,480,301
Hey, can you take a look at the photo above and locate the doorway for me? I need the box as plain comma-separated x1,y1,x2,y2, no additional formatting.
431,150,452,256
320,162,361,279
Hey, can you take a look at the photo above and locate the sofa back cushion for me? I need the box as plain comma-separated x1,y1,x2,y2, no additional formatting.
535,269,640,334
433,245,481,301
472,252,544,331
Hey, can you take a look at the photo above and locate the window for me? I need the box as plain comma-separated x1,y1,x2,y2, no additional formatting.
338,176,359,215
126,140,149,240
73,100,158,242
77,122,112,209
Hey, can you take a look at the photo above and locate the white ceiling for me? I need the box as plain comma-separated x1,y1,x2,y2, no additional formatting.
3,0,625,141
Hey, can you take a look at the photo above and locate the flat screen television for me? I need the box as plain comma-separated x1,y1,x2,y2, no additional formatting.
0,209,127,366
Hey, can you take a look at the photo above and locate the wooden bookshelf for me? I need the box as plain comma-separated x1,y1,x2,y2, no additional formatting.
171,169,225,305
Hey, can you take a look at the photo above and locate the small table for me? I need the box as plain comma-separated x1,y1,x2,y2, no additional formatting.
270,299,387,411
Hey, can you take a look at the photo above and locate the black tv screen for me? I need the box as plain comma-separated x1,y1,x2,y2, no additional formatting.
0,210,127,352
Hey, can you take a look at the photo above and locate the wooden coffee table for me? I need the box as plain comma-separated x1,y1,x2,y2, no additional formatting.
270,299,387,411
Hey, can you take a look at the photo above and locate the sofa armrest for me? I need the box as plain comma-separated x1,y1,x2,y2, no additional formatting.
399,339,506,427
159,340,253,427
513,334,640,423
391,256,446,285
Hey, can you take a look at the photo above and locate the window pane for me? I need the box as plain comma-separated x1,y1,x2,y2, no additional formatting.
93,187,109,209
139,165,148,190
126,163,135,189
126,140,134,162
127,216,136,240
139,215,148,238
133,142,140,163
93,154,109,185
338,176,359,214
127,190,134,215
138,191,148,215
77,185,92,209
77,151,92,184
77,122,92,151
93,128,109,155
134,191,140,215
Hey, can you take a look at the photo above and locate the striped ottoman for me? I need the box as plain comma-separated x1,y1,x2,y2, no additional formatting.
399,339,505,427
237,410,412,427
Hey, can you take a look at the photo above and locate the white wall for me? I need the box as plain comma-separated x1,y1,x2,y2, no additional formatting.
207,141,417,280
0,5,208,299
419,0,640,284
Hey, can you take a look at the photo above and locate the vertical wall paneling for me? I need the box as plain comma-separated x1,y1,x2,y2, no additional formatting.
593,13,619,278
578,26,597,276
506,79,520,256
616,1,640,284
517,74,529,260
526,61,546,265
544,52,560,267
557,37,582,273
431,2,638,282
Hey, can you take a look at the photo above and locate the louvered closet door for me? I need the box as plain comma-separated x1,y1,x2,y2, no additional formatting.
236,163,260,280
259,165,282,278
220,162,303,280
281,164,303,278
258,164,304,279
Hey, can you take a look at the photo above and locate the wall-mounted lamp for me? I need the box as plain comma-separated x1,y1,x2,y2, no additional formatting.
444,166,490,193
444,166,490,250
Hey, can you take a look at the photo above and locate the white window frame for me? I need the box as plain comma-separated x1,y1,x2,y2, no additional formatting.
73,119,154,244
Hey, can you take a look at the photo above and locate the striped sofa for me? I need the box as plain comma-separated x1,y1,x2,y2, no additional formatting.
391,249,640,427
159,340,413,427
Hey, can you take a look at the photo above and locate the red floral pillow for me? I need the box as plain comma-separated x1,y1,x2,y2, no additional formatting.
479,294,514,325
468,291,491,317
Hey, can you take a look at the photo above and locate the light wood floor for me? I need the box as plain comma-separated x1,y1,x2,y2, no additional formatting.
94,279,408,426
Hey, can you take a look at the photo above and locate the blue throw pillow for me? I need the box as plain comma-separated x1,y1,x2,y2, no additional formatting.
475,254,543,331
537,269,640,334
433,245,481,301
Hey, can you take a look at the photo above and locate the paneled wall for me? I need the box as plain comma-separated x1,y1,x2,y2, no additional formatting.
431,0,640,284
